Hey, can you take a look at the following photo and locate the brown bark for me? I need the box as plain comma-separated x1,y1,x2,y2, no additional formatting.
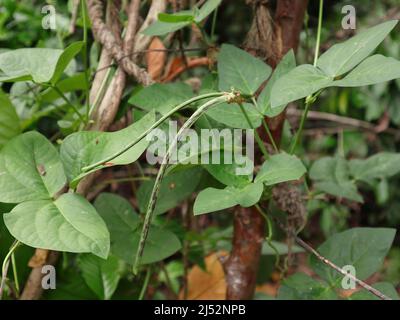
225,0,308,300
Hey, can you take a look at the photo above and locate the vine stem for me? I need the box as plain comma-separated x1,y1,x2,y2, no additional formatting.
11,253,19,296
0,241,20,300
313,0,324,67
250,97,279,153
290,0,324,154
255,205,280,268
82,92,226,173
52,86,86,123
133,93,236,274
238,103,269,159
81,0,91,122
138,267,152,300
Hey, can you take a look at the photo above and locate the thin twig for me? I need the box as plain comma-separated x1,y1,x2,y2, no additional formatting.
273,217,392,301
287,108,400,137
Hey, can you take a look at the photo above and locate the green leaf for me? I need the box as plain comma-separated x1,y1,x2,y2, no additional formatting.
206,102,262,128
334,55,400,87
50,41,84,85
349,152,400,183
193,182,263,215
271,64,333,108
129,83,193,115
40,73,87,103
94,193,181,265
142,14,191,36
310,156,363,202
255,153,306,185
137,167,203,215
158,13,194,23
203,160,253,187
0,131,67,203
60,111,155,184
258,50,296,116
317,20,398,77
310,228,396,285
77,254,122,300
349,282,399,300
277,273,337,300
218,44,272,95
0,90,20,148
194,0,222,23
0,42,83,84
4,193,110,258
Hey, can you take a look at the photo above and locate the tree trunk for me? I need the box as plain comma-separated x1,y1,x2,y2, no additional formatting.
225,0,308,300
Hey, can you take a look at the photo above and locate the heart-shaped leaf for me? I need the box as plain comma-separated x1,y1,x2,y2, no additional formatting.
218,44,272,96
194,182,263,215
310,156,363,202
4,193,110,258
334,55,400,87
137,167,203,215
206,102,262,128
60,111,155,185
349,152,400,183
258,50,296,116
317,20,398,77
271,64,333,108
277,273,337,300
0,42,83,84
94,193,181,265
0,131,67,203
77,254,123,300
310,228,396,285
0,90,20,149
255,153,306,185
129,83,193,115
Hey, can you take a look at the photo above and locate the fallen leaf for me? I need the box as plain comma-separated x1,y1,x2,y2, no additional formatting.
146,37,166,81
256,283,279,297
180,251,227,300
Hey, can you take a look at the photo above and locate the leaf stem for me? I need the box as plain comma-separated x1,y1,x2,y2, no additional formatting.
11,252,19,297
138,267,152,300
313,0,324,67
251,97,279,153
52,86,85,123
256,205,280,268
238,103,269,159
82,92,226,173
290,0,324,154
133,93,235,274
0,241,20,299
